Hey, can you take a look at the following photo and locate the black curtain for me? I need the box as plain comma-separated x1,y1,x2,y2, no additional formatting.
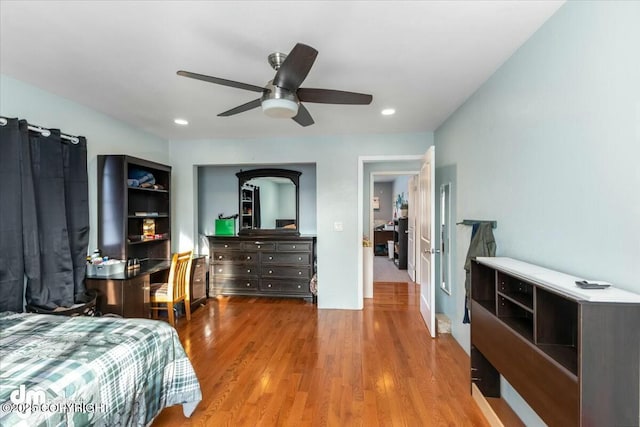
0,118,89,311
253,187,261,228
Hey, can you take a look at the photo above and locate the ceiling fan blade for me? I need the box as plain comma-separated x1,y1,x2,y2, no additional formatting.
273,43,318,91
217,98,262,117
292,104,314,127
177,70,265,93
297,88,373,105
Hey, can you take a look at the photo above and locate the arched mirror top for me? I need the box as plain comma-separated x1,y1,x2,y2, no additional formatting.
236,168,301,236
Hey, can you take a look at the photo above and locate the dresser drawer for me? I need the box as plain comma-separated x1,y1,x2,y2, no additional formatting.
211,240,242,250
262,252,311,265
213,277,258,291
212,251,257,263
260,279,310,294
212,263,259,277
241,241,276,251
277,242,312,252
262,266,311,279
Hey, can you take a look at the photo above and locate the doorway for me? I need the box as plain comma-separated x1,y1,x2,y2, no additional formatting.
357,154,424,305
370,172,417,285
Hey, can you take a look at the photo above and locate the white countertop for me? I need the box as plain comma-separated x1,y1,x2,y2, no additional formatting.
476,257,640,303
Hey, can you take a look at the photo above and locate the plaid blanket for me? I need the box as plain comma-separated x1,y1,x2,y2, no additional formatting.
0,312,201,426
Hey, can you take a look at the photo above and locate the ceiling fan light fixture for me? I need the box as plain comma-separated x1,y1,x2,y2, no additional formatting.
381,108,396,116
261,98,299,118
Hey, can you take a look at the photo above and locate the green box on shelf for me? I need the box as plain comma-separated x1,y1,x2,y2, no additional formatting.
215,219,235,236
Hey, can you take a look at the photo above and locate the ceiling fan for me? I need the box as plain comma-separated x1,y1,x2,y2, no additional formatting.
177,43,373,127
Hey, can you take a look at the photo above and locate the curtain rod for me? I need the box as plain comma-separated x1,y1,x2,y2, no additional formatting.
0,116,80,144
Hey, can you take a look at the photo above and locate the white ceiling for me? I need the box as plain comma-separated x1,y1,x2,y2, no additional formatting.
0,1,563,141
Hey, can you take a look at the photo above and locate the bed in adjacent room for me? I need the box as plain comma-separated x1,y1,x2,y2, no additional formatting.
0,312,201,426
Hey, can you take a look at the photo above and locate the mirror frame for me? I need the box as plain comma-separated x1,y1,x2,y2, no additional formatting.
236,168,301,236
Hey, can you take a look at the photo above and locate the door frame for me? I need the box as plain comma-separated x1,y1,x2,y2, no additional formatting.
357,155,425,306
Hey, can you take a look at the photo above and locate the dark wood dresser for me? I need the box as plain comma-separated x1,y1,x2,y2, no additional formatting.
207,235,316,300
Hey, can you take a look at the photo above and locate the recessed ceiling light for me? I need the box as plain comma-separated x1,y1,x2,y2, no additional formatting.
174,118,189,125
381,108,396,116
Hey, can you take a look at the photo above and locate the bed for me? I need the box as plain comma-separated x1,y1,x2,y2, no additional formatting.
0,312,201,426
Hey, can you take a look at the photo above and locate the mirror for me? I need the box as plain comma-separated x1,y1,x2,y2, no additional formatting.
236,168,301,236
440,183,452,295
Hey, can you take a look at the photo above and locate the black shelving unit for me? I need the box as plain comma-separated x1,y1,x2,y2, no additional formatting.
240,185,255,230
97,155,171,261
393,217,408,269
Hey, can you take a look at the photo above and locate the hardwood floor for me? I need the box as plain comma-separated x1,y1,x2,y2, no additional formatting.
153,283,489,426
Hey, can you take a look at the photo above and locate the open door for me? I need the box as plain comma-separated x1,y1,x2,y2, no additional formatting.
419,146,436,337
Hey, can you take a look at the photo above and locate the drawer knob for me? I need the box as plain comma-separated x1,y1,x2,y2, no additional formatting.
292,245,296,249
247,256,251,260
257,245,261,249
268,284,272,288
298,257,302,261
269,256,273,260
269,270,273,274
247,269,251,273
298,271,302,275
246,283,251,287
218,255,223,260
218,268,222,273
224,244,228,248
297,285,301,289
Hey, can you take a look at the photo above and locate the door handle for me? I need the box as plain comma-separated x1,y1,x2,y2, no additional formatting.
424,248,441,254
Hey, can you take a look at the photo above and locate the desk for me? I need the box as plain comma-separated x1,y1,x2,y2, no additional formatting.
373,230,393,256
86,257,208,318
86,259,171,318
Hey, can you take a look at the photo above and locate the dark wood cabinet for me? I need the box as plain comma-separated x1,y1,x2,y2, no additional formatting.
373,230,393,256
471,257,640,426
189,255,207,311
394,217,408,269
207,235,315,300
97,155,171,262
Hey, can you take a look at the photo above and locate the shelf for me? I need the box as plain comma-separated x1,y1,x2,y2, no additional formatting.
537,344,578,377
127,186,168,193
128,214,169,218
499,315,534,342
128,237,169,245
496,291,533,314
474,299,496,313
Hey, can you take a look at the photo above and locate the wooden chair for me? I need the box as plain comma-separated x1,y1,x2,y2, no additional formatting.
150,250,193,327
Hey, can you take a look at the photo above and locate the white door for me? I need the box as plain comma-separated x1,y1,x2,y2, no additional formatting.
407,176,418,282
419,146,436,337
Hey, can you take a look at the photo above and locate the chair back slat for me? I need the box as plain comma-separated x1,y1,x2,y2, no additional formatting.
166,250,193,301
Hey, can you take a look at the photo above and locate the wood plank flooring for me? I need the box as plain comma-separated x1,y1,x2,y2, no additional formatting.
153,283,489,426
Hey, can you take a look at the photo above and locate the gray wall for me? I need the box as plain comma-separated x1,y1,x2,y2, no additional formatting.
434,2,640,423
373,182,393,224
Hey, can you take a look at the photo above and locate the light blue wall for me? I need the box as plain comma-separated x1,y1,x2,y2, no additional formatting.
434,2,640,424
373,182,393,225
392,175,409,214
170,134,431,309
0,74,169,253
